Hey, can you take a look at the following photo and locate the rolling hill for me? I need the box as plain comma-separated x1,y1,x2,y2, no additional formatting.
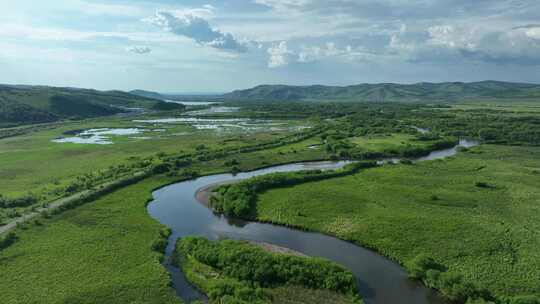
223,81,540,103
0,85,183,126
129,89,165,100
129,89,225,103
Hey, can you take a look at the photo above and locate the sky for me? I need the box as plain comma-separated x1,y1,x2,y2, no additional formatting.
1,0,540,93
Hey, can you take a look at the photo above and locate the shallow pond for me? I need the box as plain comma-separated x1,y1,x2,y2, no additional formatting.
165,100,221,106
147,140,479,304
52,128,143,145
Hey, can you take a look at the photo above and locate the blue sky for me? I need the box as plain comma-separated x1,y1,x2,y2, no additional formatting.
1,0,540,92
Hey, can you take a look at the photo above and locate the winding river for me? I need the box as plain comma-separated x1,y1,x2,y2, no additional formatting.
147,139,479,304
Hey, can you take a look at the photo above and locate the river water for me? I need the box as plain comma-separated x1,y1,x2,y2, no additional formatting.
147,139,479,304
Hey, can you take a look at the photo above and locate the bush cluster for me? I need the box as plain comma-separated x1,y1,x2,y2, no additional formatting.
0,232,18,251
175,237,359,298
0,194,38,208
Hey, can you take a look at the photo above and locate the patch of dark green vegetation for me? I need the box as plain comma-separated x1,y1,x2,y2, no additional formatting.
174,236,363,304
0,232,17,250
0,99,58,126
0,194,38,208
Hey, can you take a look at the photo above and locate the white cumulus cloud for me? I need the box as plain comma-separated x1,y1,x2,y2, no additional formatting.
145,10,247,52
267,41,294,67
525,27,540,40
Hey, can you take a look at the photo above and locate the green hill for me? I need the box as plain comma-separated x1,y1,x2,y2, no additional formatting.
223,81,540,103
0,85,183,126
129,89,165,100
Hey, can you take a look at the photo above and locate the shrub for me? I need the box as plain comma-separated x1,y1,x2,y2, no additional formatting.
0,231,18,250
0,194,38,208
225,159,240,167
152,163,171,175
195,144,207,151
475,182,492,189
405,254,445,280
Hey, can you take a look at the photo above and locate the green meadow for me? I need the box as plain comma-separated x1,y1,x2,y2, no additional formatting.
255,145,540,299
0,176,180,304
349,133,424,151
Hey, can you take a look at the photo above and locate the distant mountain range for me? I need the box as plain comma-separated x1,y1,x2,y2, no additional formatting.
129,90,224,102
0,85,183,126
3,81,540,127
222,81,540,103
131,81,540,103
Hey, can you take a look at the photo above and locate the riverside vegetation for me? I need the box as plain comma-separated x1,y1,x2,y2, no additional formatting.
173,237,363,304
1,100,539,304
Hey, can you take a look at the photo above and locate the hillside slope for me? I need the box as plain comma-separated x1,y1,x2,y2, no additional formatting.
223,81,540,103
0,85,183,126
129,89,165,100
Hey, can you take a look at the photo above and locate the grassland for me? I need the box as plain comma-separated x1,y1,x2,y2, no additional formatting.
349,133,422,151
255,145,540,299
0,176,181,304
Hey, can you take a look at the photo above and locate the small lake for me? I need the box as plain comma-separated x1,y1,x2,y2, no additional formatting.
147,139,479,304
52,128,143,145
165,100,221,106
